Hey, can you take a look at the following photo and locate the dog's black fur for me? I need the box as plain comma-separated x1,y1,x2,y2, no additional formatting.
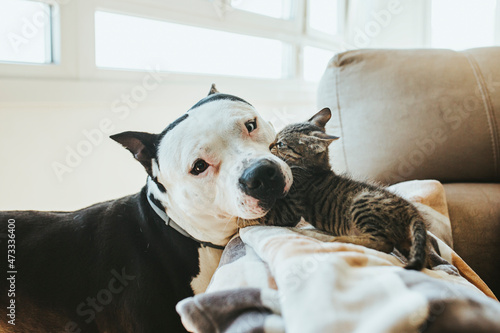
0,186,201,332
0,87,254,332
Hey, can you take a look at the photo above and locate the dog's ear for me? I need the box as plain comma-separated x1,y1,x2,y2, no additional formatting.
308,107,331,131
208,83,219,96
110,131,158,175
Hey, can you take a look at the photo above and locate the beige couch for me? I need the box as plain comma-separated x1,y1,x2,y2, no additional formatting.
317,47,500,297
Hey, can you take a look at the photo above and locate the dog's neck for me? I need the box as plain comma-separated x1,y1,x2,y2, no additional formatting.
146,178,237,247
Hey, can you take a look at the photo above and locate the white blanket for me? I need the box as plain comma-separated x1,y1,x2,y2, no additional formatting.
177,180,499,333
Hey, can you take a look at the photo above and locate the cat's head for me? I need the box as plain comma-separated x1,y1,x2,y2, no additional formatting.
270,108,339,169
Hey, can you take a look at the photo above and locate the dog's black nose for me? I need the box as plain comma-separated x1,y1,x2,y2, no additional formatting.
239,160,286,207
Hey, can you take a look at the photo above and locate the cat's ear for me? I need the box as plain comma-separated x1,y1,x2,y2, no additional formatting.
308,108,331,130
308,132,339,153
303,132,338,153
110,131,158,176
208,83,219,96
310,131,339,143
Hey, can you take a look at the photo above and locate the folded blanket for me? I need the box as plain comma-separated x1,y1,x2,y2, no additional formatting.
177,180,500,332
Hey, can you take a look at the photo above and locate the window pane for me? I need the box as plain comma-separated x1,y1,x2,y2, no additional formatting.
431,0,497,50
231,0,292,19
309,0,339,35
95,11,287,79
303,46,334,82
0,0,52,64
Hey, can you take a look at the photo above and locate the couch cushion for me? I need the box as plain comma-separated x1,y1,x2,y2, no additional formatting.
317,48,500,184
444,183,500,297
387,179,453,248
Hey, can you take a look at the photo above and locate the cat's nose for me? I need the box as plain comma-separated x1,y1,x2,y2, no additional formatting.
239,159,286,206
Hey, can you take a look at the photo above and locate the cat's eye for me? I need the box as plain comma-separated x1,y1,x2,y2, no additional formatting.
245,119,257,133
276,141,286,148
190,159,209,175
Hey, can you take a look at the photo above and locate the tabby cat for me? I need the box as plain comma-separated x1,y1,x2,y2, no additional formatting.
240,108,428,270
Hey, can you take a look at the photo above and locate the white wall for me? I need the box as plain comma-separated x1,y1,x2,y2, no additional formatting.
0,77,316,211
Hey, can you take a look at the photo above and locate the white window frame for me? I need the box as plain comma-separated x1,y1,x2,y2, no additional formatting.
0,0,345,87
0,0,79,78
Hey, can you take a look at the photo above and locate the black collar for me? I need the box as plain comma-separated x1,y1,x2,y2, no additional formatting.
147,194,225,250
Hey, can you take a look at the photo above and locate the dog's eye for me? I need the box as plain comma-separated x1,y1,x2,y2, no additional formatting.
245,119,257,133
191,159,209,175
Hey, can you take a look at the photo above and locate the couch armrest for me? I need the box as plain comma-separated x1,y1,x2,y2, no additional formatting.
444,183,500,297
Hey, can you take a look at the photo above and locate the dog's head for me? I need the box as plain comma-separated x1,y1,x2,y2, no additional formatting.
111,85,292,244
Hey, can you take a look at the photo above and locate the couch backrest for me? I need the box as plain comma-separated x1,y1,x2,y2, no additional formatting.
317,47,500,184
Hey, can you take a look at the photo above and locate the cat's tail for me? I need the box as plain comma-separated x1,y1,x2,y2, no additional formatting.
405,216,428,270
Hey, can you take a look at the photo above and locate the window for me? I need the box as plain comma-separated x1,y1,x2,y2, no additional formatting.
2,0,500,83
0,0,53,64
431,0,498,50
303,0,342,81
95,11,289,79
0,0,343,83
303,46,334,82
93,1,342,82
308,0,339,35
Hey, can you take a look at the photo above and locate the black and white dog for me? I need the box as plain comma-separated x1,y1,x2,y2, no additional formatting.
0,85,292,333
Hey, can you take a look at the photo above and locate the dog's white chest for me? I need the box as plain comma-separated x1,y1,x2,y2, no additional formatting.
190,246,224,294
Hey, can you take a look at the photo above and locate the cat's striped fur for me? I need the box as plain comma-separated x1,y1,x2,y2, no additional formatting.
240,108,428,270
